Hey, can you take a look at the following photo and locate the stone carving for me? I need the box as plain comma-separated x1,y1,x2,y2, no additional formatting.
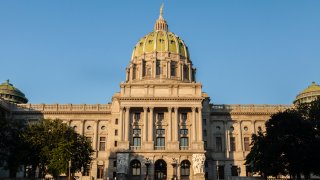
192,154,205,174
117,153,129,174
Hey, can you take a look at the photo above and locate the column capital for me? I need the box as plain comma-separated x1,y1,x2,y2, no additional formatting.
120,106,125,110
174,106,179,111
191,106,197,111
168,107,173,112
149,107,154,111
143,107,148,111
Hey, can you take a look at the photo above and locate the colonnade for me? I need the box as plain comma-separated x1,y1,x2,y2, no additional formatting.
118,106,203,149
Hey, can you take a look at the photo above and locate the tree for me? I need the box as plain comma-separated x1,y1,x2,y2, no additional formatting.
23,119,93,178
246,99,320,178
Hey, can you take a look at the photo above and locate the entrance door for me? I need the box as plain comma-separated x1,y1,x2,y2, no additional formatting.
154,159,167,180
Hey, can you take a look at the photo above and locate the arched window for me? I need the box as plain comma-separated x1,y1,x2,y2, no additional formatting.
180,160,191,176
131,159,141,176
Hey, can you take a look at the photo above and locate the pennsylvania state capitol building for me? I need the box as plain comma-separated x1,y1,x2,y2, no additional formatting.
1,6,320,180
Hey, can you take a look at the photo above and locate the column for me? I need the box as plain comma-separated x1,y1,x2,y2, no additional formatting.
140,62,143,80
119,107,124,141
173,107,179,141
197,107,203,141
168,107,172,142
124,107,130,141
168,61,171,78
153,60,156,78
93,120,99,153
192,107,196,142
181,64,184,81
188,64,192,82
148,107,154,142
143,107,148,142
129,65,133,81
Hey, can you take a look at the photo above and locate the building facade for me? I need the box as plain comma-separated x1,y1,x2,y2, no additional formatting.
1,6,320,180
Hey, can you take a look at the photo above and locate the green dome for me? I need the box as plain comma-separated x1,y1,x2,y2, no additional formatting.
294,82,320,105
131,5,189,60
132,31,189,59
0,80,28,104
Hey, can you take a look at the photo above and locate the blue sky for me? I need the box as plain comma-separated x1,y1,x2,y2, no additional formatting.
0,1,319,104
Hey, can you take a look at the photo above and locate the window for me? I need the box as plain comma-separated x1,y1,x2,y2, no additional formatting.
180,137,188,148
115,129,118,136
231,165,239,176
204,141,207,149
114,141,118,147
180,129,188,135
181,113,187,122
131,160,141,176
157,113,164,122
97,165,104,179
134,113,140,121
218,165,225,179
133,128,141,135
133,137,141,147
156,137,165,149
171,62,176,76
156,129,165,135
99,137,106,151
113,161,117,167
115,119,118,125
181,160,190,176
216,137,222,152
244,137,250,151
156,60,161,75
230,137,236,152
203,119,207,126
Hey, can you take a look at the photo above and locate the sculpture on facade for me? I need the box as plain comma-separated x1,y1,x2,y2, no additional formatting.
192,154,205,174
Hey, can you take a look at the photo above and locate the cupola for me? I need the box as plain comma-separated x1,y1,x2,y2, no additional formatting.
294,81,320,105
0,80,28,104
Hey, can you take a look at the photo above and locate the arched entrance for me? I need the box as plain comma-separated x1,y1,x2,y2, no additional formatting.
154,159,167,180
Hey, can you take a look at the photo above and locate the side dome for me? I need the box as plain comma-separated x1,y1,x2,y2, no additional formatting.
132,31,189,59
0,80,28,104
294,82,320,105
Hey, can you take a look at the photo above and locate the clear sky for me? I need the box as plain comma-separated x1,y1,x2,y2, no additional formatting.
1,1,319,105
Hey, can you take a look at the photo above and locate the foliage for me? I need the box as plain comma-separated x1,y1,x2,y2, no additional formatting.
22,119,94,178
245,98,320,178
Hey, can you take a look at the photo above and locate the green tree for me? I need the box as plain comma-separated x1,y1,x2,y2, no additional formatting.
23,119,93,178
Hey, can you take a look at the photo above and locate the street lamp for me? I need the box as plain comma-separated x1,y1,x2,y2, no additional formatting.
145,158,151,180
171,158,178,180
68,160,72,180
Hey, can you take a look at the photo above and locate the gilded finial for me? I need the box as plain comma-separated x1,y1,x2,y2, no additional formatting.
160,3,164,18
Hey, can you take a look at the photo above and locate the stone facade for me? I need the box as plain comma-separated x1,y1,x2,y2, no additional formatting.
0,5,317,180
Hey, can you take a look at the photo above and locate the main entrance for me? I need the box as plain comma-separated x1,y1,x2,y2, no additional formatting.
154,159,167,180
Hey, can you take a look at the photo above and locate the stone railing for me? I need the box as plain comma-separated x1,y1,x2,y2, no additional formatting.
13,104,111,112
211,104,293,113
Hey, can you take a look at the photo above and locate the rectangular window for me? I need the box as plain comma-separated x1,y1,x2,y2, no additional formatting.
156,60,161,75
181,113,187,122
230,137,236,152
244,137,250,151
115,129,118,136
115,118,118,125
114,141,118,147
133,128,141,136
157,113,164,122
180,129,188,135
97,165,104,179
216,137,222,152
156,129,165,135
134,113,140,121
156,137,165,149
204,141,207,149
218,165,225,179
180,137,188,147
99,137,106,151
171,62,176,76
133,137,141,147
113,161,117,167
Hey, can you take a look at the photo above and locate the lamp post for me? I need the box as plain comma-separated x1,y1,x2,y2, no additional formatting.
68,160,72,180
171,158,178,180
216,161,219,180
145,158,151,180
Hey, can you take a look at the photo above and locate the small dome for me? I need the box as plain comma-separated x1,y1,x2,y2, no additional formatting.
0,80,28,104
294,82,320,105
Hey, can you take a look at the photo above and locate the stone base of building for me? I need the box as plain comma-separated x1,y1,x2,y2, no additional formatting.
193,173,205,180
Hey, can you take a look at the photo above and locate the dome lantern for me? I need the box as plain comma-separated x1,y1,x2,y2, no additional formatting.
154,4,168,31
